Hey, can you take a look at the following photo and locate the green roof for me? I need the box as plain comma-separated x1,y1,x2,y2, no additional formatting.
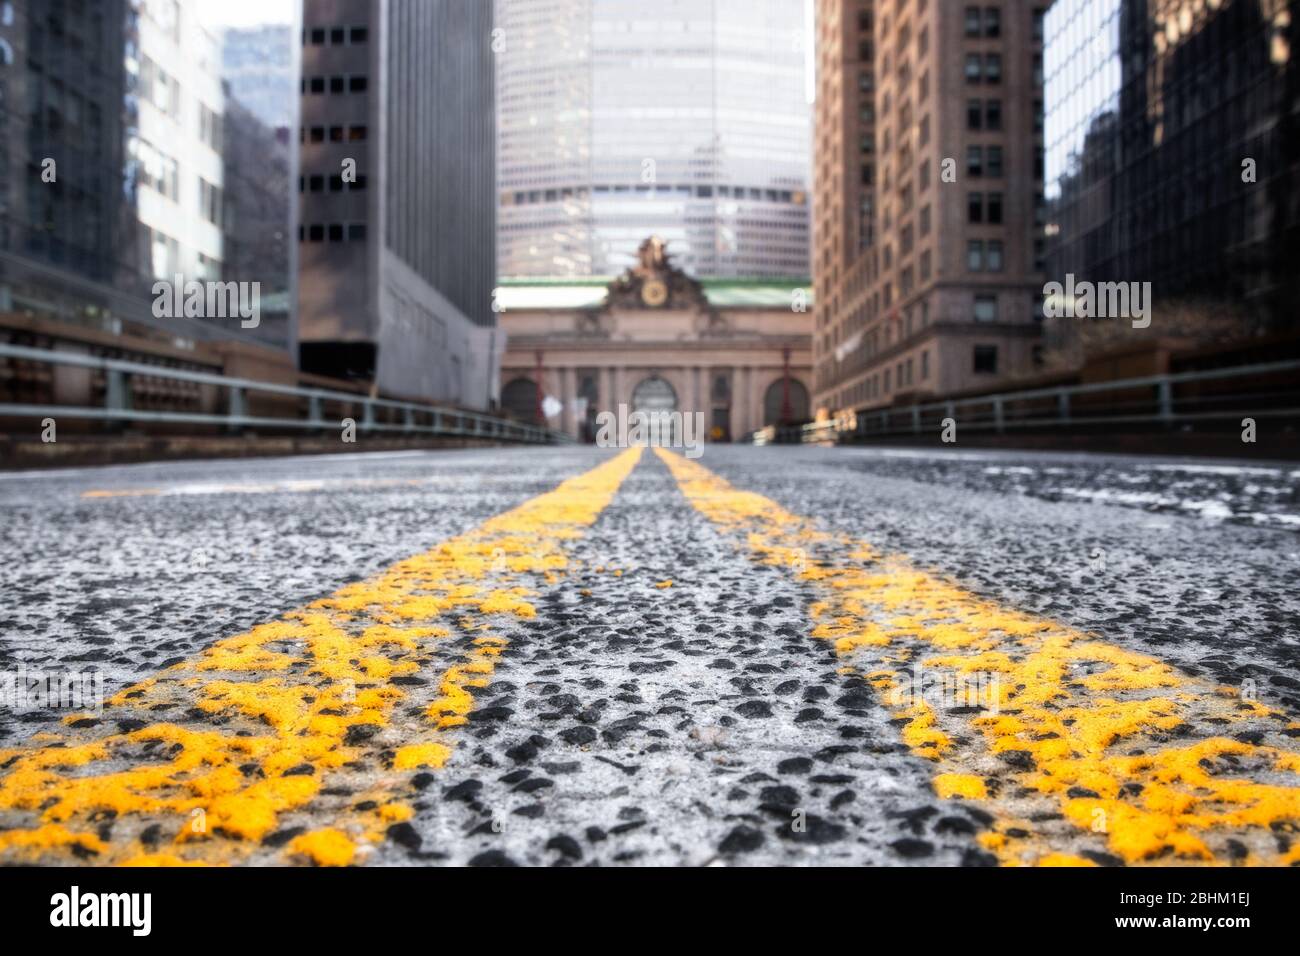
495,276,813,311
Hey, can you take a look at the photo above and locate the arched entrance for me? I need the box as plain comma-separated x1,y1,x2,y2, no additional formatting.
631,375,677,414
501,377,541,424
763,377,810,425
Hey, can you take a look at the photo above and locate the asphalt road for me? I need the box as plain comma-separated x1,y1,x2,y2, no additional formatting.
0,444,1297,866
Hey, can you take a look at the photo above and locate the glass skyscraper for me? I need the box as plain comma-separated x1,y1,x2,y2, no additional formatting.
1044,0,1298,330
496,0,811,279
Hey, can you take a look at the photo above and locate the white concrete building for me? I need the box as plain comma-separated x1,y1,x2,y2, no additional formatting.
129,0,224,283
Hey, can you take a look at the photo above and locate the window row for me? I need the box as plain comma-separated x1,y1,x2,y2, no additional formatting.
506,184,802,204
300,173,368,193
967,145,1005,178
964,6,1001,39
967,98,1002,131
302,26,368,46
299,223,368,242
967,192,1003,224
300,125,369,143
302,75,369,95
967,239,1005,272
965,53,1002,84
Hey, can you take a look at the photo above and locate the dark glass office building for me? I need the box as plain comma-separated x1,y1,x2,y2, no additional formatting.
1044,0,1299,333
0,0,144,320
298,0,500,407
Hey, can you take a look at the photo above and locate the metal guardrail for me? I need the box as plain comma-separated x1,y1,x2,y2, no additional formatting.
0,343,571,445
755,358,1300,445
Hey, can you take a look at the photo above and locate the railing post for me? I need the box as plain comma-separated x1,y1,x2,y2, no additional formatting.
432,410,443,433
1157,378,1173,423
1057,390,1070,423
308,394,323,427
911,405,921,434
362,401,375,432
106,369,131,415
992,396,1004,434
228,386,246,427
403,406,415,432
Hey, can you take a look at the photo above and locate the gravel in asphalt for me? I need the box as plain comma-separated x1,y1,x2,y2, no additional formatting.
0,444,1296,866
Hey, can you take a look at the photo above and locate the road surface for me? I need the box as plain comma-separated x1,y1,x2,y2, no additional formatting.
0,445,1297,866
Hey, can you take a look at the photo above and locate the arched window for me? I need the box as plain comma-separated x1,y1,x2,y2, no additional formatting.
501,377,541,424
763,377,810,425
631,376,677,414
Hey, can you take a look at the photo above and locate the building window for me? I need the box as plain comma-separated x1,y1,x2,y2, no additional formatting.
967,146,983,177
987,146,1003,177
309,76,325,94
329,126,344,142
984,54,1001,83
921,350,930,380
347,223,366,241
986,99,1002,130
330,27,345,44
967,99,982,130
350,26,369,43
309,126,324,143
308,224,324,241
987,192,1003,224
987,240,1004,271
309,174,324,191
348,125,367,141
967,240,984,271
984,7,1001,38
974,295,997,322
974,345,998,374
330,76,345,94
968,192,983,223
309,28,325,45
964,6,981,36
199,103,222,151
349,75,368,93
328,224,344,242
199,178,222,227
965,54,982,83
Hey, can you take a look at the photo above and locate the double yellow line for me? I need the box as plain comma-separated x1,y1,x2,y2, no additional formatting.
4,444,1297,866
0,449,641,865
656,448,1300,866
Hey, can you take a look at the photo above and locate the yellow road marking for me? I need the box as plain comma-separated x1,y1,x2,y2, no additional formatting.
656,448,1300,866
0,448,641,866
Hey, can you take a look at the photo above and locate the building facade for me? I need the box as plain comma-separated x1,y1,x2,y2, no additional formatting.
497,237,812,441
298,0,500,408
222,24,296,131
0,0,283,347
132,0,226,289
0,0,137,320
496,0,812,280
1043,0,1299,348
812,0,1048,417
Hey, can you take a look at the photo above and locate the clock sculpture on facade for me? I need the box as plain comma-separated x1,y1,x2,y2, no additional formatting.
608,235,709,311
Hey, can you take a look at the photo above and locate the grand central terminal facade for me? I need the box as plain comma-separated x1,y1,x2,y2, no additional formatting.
495,239,813,443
